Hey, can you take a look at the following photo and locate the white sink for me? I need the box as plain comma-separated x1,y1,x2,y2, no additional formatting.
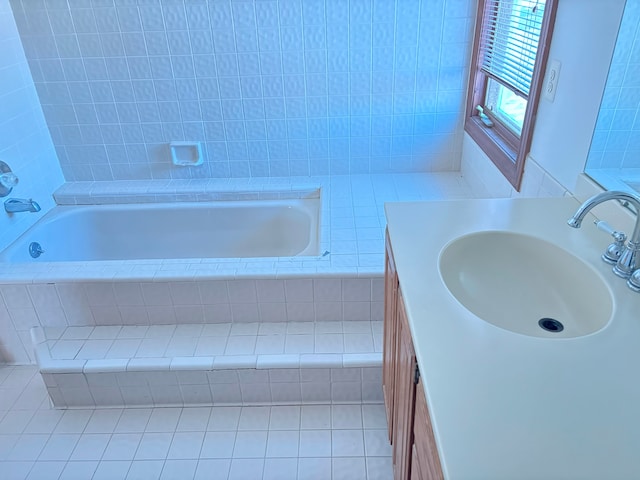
438,231,614,338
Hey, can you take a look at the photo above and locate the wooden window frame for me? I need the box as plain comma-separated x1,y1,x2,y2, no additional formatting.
464,0,558,191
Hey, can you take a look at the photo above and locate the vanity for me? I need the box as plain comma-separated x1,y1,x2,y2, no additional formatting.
383,196,640,479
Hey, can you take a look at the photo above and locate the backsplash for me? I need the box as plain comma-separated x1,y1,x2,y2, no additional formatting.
9,0,474,181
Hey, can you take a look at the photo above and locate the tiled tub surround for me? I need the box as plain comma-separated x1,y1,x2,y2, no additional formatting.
0,173,474,408
32,322,382,408
9,0,475,181
0,173,475,365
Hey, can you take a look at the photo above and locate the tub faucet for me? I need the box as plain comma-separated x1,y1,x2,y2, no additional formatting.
567,190,640,292
4,198,41,214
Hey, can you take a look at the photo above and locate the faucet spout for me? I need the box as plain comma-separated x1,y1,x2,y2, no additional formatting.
568,190,640,280
4,198,41,214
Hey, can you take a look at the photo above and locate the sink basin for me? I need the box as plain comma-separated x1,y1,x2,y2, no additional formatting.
439,231,614,338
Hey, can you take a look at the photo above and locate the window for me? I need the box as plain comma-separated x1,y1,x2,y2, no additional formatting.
465,0,558,190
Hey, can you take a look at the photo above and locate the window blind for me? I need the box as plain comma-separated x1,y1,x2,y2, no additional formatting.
479,0,545,98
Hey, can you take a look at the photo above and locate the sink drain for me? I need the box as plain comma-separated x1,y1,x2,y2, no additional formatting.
538,318,564,333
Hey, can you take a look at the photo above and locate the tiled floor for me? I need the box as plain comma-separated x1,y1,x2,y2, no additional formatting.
0,365,392,480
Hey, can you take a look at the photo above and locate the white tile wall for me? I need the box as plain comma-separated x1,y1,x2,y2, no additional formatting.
0,0,64,253
8,0,475,181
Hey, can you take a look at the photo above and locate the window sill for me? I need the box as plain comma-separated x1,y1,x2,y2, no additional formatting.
464,116,522,190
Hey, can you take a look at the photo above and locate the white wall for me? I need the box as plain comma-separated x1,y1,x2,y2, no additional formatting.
461,0,627,197
0,0,65,363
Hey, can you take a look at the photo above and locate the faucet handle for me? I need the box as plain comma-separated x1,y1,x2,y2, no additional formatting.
595,220,627,265
628,269,640,292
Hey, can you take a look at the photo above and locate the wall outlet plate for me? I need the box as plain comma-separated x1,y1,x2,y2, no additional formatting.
543,59,561,103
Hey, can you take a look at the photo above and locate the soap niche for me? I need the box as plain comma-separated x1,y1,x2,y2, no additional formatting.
170,141,203,167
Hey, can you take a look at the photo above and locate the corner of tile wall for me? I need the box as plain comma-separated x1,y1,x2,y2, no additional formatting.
0,0,64,253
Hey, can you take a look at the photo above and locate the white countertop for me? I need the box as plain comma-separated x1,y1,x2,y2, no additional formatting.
385,197,640,479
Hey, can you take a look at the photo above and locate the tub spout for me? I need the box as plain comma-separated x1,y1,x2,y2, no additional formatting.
4,198,41,214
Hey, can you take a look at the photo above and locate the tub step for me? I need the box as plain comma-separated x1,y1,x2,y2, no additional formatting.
31,322,383,408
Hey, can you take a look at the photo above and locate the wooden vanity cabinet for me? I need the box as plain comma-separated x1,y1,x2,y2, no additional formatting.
384,232,444,480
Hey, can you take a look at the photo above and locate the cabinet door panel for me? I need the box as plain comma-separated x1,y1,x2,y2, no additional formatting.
383,230,398,443
413,377,444,480
392,290,416,480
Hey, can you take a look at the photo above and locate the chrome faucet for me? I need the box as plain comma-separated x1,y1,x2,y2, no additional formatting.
4,198,41,214
567,190,640,292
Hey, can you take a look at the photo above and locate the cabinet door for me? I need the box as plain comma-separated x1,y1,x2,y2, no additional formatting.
383,230,399,443
412,376,444,480
392,289,417,480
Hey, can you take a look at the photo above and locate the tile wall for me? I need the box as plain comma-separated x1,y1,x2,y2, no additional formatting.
587,0,640,171
0,0,66,363
9,0,474,181
0,0,64,250
0,277,384,365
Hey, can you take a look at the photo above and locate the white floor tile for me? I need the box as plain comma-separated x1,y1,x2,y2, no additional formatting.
297,457,332,480
362,404,387,429
58,460,99,480
0,410,36,434
23,410,64,434
207,407,241,431
145,408,181,432
266,430,299,458
193,458,231,480
134,432,173,460
25,460,66,480
364,429,392,457
38,434,80,461
298,430,331,457
366,456,394,480
3,460,33,480
237,406,270,431
332,404,363,429
70,433,111,461
263,457,298,480
85,408,123,433
167,431,205,459
332,456,367,480
92,460,131,480
8,434,49,461
54,410,93,434
200,431,236,459
228,458,264,480
160,459,198,480
115,409,153,433
300,405,331,430
125,460,165,480
232,430,267,458
0,363,393,480
102,433,143,461
269,406,300,430
176,407,211,432
331,430,365,457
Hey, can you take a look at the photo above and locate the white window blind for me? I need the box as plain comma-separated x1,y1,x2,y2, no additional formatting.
479,0,545,98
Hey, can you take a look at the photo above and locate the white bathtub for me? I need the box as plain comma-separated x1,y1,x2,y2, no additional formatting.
0,199,320,262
